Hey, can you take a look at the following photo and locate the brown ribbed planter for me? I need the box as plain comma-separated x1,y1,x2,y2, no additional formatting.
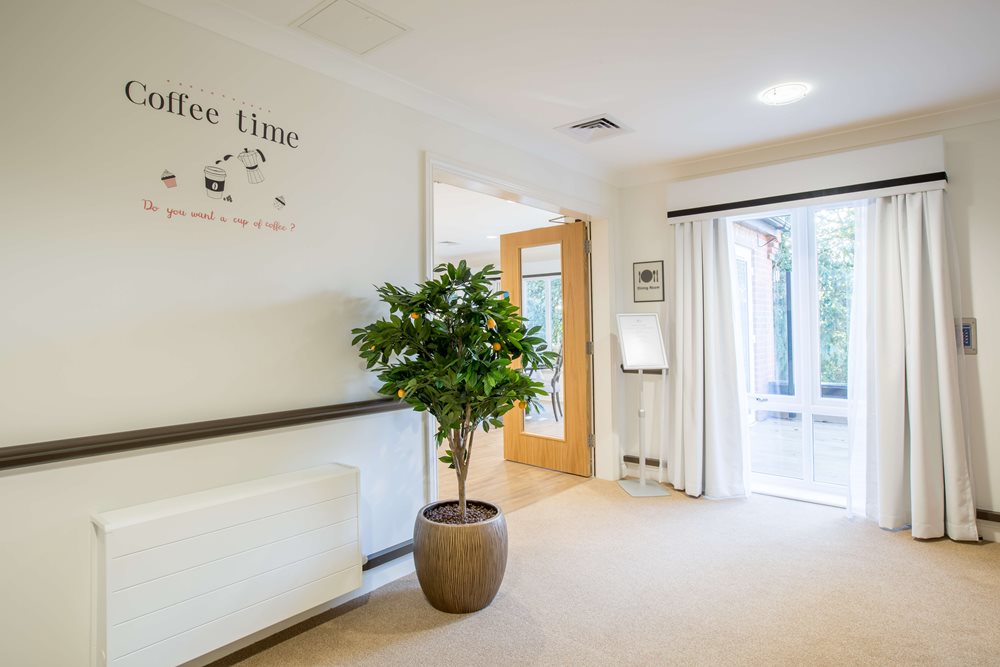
412,500,508,614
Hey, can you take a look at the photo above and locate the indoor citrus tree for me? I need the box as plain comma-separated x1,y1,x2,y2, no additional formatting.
352,261,556,522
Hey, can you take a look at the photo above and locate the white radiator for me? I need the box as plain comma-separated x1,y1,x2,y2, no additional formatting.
91,464,361,667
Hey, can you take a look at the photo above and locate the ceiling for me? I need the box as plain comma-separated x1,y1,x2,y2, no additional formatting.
433,182,555,264
144,0,1000,181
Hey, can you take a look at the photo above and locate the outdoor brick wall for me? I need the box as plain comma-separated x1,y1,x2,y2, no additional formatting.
733,222,781,397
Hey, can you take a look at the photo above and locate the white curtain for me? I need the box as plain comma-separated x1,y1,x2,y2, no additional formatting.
848,190,978,540
666,218,749,499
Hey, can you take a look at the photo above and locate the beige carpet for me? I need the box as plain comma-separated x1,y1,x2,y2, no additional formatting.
214,480,1000,666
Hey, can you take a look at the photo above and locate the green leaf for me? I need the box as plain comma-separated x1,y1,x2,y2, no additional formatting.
353,262,557,494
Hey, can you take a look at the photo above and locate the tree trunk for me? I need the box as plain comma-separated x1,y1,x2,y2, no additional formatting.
456,408,473,521
449,430,466,521
457,468,467,521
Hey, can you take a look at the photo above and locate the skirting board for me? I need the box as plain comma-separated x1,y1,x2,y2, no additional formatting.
182,552,415,667
977,519,1000,544
622,455,665,468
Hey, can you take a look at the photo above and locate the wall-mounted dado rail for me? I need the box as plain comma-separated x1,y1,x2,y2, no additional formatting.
0,398,407,471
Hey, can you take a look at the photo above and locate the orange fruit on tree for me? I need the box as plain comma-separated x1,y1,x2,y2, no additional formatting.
492,342,501,351
486,318,496,329
397,389,406,398
410,312,419,320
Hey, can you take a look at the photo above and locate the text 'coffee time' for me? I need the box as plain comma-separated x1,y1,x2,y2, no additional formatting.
124,80,300,148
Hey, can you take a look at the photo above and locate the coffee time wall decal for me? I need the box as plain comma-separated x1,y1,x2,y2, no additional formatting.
124,80,301,147
124,78,301,236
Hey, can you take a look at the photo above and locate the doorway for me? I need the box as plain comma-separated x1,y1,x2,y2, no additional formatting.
730,201,860,506
429,174,594,511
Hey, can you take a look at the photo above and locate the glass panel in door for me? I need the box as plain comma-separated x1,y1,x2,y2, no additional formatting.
813,207,856,400
732,215,794,399
812,415,849,486
749,410,803,479
520,244,564,440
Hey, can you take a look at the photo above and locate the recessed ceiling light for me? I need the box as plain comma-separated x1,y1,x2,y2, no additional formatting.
758,82,811,106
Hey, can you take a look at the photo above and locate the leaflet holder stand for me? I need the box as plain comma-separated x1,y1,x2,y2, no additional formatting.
616,313,670,498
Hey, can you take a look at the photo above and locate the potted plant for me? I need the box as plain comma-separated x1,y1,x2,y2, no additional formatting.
352,261,555,613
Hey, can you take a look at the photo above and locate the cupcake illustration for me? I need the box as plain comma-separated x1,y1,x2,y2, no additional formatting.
161,170,177,188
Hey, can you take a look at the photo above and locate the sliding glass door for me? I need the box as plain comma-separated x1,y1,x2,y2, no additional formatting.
731,202,861,504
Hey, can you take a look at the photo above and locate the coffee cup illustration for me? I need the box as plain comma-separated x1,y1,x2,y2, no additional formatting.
204,166,227,199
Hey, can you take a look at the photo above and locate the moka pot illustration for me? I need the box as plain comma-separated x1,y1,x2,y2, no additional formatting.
237,148,266,184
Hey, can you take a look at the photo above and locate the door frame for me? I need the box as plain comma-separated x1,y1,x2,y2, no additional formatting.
423,153,615,502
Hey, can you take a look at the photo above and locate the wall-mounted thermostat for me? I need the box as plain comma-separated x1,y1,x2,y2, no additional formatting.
962,318,977,355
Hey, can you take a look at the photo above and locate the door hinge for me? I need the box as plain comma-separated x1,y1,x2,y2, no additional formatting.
586,341,594,355
587,433,595,448
584,238,592,254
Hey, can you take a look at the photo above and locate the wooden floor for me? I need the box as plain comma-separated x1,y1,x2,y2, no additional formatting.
436,426,588,514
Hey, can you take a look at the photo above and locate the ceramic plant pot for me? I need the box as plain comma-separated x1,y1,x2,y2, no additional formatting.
412,499,508,613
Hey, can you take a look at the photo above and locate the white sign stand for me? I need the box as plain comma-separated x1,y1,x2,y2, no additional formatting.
616,313,670,497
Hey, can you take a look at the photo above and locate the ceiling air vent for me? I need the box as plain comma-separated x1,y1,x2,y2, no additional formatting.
556,115,633,143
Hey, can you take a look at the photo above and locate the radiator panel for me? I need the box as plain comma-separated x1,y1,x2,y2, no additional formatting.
109,496,356,592
93,464,362,667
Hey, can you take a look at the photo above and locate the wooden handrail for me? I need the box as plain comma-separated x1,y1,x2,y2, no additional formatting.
0,398,408,471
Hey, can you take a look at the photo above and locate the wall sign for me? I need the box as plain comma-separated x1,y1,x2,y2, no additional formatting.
633,260,664,302
124,78,302,237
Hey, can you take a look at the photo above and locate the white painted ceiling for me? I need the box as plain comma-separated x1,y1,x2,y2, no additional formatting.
433,182,555,264
145,0,1000,180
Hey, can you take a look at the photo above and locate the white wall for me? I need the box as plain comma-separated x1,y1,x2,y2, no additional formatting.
0,1,616,664
615,184,671,475
616,109,1000,517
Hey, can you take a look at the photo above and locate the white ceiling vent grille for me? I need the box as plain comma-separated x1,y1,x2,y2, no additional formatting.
556,115,633,143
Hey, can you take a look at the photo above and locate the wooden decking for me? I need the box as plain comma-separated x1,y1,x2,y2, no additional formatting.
749,414,849,485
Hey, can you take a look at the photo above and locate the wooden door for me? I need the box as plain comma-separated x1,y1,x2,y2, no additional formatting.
500,221,592,476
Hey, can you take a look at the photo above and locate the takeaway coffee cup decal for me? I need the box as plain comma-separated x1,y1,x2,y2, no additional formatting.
204,165,227,199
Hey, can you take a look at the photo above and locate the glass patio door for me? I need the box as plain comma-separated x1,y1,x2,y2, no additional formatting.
731,202,861,505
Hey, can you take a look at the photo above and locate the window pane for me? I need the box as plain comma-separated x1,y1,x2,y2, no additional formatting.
733,217,793,396
814,207,855,399
749,410,802,479
813,415,849,485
